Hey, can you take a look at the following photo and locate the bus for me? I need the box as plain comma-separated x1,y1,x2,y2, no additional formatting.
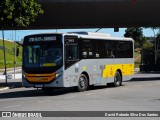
22,32,134,93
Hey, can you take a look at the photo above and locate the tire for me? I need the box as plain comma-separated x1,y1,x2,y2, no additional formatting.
42,87,54,94
77,74,89,92
113,71,122,87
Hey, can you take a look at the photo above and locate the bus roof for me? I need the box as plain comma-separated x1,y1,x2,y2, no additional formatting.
67,32,111,37
66,32,133,41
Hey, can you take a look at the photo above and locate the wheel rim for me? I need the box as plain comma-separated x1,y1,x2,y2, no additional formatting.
115,72,121,86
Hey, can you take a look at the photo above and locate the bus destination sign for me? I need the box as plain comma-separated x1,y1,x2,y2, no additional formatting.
28,36,56,42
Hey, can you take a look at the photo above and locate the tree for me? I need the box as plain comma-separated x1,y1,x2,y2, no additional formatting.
0,0,44,27
146,27,160,49
144,27,160,64
156,32,160,52
124,28,145,48
142,38,154,50
0,0,44,84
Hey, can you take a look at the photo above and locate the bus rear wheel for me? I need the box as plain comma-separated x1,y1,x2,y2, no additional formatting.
77,74,88,92
113,71,122,87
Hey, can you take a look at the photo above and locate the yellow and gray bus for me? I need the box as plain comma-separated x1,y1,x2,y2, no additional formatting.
22,32,134,93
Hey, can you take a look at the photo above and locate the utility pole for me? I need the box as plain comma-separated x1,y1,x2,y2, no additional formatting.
14,30,16,80
2,29,7,84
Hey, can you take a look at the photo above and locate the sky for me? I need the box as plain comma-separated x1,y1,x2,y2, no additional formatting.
0,28,159,41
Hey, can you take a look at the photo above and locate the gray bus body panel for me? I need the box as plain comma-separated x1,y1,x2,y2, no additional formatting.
63,58,134,87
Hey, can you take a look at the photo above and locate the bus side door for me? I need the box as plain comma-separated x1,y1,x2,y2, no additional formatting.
64,36,79,86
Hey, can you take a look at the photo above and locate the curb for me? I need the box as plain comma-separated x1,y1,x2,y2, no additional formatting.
0,87,9,91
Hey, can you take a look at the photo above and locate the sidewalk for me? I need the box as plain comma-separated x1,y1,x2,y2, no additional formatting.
0,67,22,75
0,67,22,78
0,79,22,89
134,68,139,73
0,73,22,79
0,67,22,89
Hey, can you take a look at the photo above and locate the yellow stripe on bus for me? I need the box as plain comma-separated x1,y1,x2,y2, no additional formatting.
102,64,134,78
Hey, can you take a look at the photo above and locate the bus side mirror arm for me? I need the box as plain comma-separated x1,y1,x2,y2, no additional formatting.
16,48,19,57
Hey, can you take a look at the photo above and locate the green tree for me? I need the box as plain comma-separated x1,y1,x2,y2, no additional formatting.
143,27,160,49
124,28,145,48
144,27,160,64
156,32,160,50
0,0,44,27
0,0,44,84
142,40,154,50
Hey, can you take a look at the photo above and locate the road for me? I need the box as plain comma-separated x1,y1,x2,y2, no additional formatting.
0,72,160,119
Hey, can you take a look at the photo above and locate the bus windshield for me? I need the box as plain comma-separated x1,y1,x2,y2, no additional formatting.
23,43,63,68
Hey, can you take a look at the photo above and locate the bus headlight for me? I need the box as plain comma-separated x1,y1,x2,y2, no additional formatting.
23,74,25,78
56,73,59,78
56,72,62,78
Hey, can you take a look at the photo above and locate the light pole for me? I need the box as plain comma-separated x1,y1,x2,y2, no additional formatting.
2,29,7,84
14,30,16,80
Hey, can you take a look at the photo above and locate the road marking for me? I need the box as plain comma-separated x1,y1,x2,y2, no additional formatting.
86,93,95,96
4,104,21,109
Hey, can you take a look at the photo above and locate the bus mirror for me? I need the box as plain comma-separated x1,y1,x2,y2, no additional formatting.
16,48,19,57
82,52,87,56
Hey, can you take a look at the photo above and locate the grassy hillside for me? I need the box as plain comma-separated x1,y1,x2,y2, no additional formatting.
0,39,22,69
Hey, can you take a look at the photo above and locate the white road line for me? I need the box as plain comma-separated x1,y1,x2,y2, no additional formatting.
4,104,21,109
86,93,95,96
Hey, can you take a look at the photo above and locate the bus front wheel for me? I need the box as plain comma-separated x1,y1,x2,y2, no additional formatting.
77,74,88,92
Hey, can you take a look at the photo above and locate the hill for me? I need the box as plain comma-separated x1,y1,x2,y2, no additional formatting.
0,39,22,69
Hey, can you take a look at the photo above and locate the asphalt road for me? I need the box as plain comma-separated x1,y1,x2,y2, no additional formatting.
0,73,160,120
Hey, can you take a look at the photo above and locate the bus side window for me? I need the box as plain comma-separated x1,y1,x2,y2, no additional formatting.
126,42,133,58
94,40,102,58
81,40,93,59
116,42,125,58
106,41,114,58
